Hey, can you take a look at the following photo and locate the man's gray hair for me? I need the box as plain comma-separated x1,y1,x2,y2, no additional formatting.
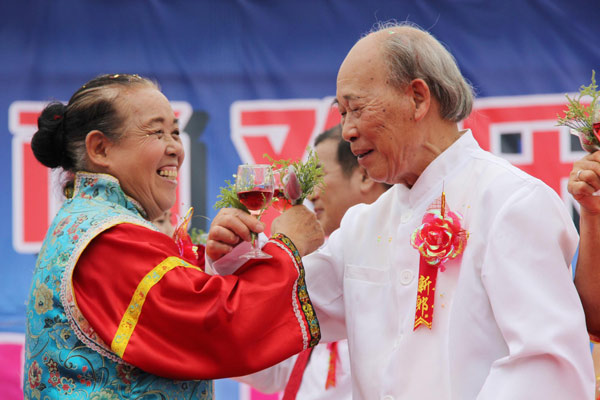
370,21,474,122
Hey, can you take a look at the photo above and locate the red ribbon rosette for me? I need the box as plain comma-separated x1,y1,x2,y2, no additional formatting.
411,208,466,271
410,193,468,330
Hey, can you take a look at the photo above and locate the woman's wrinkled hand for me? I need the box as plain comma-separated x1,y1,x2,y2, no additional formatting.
568,151,600,215
271,205,324,257
205,208,264,261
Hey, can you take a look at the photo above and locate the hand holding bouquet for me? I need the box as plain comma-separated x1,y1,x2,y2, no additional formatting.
557,71,600,153
268,147,324,210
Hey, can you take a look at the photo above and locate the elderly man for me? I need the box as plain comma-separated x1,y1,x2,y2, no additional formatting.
212,23,594,400
236,125,390,399
275,23,593,399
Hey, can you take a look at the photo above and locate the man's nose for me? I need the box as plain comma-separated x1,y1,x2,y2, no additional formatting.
308,184,321,201
341,119,358,142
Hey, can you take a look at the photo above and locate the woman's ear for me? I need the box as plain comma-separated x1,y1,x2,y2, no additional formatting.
85,130,111,169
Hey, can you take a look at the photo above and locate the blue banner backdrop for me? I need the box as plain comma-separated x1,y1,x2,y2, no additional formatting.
1,1,599,399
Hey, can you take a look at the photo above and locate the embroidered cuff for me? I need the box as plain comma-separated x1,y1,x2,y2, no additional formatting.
269,233,321,349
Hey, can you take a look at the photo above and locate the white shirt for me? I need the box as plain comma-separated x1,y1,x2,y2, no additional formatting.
304,130,594,400
235,340,352,400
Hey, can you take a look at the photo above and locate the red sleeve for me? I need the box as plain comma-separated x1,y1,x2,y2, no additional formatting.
73,224,320,380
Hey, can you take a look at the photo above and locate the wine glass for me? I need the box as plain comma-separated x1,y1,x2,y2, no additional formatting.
272,168,292,213
236,164,274,259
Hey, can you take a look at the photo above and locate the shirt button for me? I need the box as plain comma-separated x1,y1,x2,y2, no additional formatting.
382,396,394,400
399,269,414,285
400,211,413,224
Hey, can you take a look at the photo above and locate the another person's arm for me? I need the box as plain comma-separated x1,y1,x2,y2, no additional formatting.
234,354,297,394
569,151,600,337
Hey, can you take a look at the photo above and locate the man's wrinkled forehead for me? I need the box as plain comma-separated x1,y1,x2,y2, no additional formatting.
336,35,386,98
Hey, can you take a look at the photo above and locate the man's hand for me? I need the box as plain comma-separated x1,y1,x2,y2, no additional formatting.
272,205,325,256
206,208,264,261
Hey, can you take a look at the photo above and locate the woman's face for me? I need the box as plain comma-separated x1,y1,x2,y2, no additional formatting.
104,86,184,220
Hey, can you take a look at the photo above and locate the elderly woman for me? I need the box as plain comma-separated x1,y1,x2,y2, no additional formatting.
24,74,323,399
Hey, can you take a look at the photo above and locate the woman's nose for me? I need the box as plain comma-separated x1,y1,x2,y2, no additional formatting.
166,134,184,159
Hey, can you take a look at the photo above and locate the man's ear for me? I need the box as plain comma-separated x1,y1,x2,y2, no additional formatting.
356,167,377,195
85,130,112,169
409,78,431,122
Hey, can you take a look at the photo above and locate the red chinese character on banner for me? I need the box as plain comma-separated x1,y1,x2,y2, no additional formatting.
230,98,339,232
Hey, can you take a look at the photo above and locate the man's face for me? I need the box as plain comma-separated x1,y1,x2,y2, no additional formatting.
336,35,426,186
310,138,364,236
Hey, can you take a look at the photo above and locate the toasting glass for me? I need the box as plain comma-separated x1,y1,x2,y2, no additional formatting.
272,168,293,213
235,164,274,259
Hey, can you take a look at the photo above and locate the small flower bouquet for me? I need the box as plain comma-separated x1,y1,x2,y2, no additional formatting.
214,149,323,212
557,71,600,153
268,147,324,209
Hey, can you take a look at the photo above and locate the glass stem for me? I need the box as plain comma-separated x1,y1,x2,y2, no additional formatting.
251,231,258,250
251,210,263,251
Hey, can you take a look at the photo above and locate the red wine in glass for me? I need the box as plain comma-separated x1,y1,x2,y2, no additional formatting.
272,188,292,212
235,164,274,259
238,189,274,211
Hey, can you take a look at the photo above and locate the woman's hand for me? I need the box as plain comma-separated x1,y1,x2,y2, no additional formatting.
205,208,264,261
272,205,324,257
568,151,600,215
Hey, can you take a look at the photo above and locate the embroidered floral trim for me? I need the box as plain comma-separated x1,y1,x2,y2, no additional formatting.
270,233,321,349
74,172,148,218
29,172,212,400
61,215,156,364
112,257,202,357
60,173,158,364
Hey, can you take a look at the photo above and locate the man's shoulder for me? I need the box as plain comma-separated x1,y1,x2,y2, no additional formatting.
336,188,396,236
470,148,550,191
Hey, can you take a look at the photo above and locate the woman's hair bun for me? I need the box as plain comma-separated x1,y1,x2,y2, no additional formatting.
31,102,70,169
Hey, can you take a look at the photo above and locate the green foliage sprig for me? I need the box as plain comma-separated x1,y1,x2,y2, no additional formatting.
290,148,324,204
557,71,600,149
214,179,249,212
265,147,324,205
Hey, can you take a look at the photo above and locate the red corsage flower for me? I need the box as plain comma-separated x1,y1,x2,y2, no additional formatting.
411,208,467,270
